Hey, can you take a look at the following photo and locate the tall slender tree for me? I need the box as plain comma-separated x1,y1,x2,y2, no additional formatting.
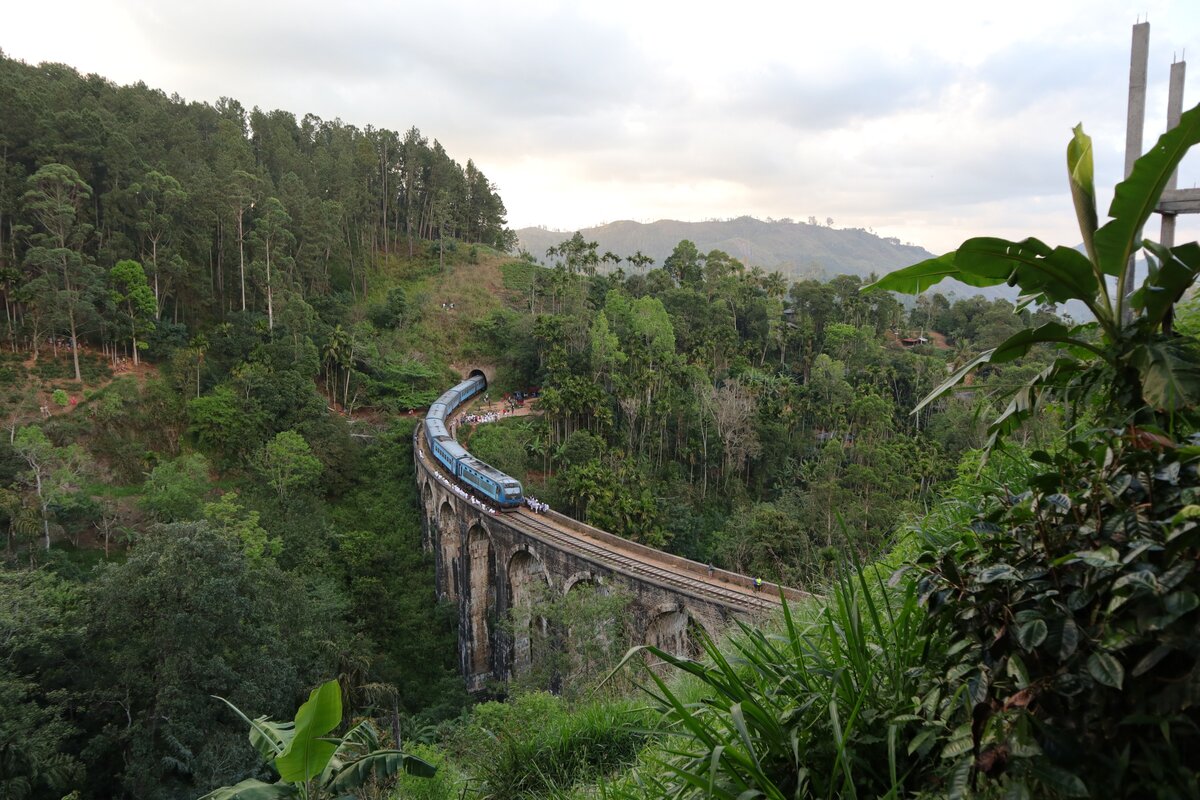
22,163,100,381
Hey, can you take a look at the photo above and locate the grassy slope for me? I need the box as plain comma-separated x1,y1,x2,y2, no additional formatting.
377,246,522,378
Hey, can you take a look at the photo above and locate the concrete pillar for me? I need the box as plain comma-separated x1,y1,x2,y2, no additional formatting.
1122,21,1150,319
1160,59,1187,250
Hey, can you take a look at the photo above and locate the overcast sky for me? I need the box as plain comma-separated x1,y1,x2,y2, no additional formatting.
5,0,1200,254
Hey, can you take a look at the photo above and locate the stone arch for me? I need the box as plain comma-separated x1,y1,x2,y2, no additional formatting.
422,480,434,519
562,570,605,595
465,524,494,679
507,548,550,677
467,367,489,388
438,499,459,601
563,573,622,681
645,603,704,661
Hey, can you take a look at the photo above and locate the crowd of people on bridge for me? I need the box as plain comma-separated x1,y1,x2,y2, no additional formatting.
525,496,549,514
461,410,504,426
420,448,499,515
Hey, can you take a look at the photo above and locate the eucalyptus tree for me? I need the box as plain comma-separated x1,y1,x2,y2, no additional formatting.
21,163,100,380
131,169,187,310
250,197,295,331
399,126,427,256
227,169,263,313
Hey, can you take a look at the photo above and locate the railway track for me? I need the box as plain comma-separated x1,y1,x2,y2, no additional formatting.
417,425,786,617
511,509,780,615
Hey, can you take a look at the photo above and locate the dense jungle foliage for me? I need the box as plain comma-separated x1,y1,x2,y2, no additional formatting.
4,50,1199,800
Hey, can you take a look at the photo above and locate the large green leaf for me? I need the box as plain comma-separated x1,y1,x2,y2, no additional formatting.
868,238,1103,318
275,680,342,784
1008,245,1102,308
866,238,1038,296
1068,123,1100,267
213,695,293,761
1132,340,1200,412
1131,241,1200,328
1087,652,1125,689
197,779,298,800
864,251,971,295
987,322,1083,364
325,750,438,792
1095,101,1200,277
912,323,1087,417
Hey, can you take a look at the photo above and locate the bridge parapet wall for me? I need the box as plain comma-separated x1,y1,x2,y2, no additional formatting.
545,509,807,603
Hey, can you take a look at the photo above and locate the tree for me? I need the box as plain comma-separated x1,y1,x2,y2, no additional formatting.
188,385,266,466
626,250,654,273
548,232,599,283
139,453,211,522
200,678,435,800
251,197,295,331
79,523,341,799
702,379,761,490
203,491,278,563
131,170,187,310
256,430,322,505
108,259,156,364
22,163,101,381
12,425,89,550
663,239,704,288
227,170,262,313
0,570,82,798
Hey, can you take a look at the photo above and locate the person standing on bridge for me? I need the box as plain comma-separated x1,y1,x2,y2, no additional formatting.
754,577,763,591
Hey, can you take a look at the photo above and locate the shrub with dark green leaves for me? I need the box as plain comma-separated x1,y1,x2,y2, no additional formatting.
918,429,1200,797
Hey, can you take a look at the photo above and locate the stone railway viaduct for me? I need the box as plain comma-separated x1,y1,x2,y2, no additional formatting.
415,412,807,692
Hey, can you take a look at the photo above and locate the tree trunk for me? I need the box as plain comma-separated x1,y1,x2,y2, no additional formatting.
266,239,274,330
69,309,81,382
238,207,247,312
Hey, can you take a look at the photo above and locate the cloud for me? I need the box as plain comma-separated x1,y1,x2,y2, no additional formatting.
7,0,1200,254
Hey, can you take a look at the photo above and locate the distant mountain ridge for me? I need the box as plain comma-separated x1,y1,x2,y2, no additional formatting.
516,216,936,282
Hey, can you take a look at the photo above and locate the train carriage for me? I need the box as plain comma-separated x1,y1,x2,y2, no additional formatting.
423,373,524,510
457,457,524,509
430,434,470,476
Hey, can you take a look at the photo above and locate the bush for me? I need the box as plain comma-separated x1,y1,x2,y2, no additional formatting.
453,691,649,799
917,430,1200,797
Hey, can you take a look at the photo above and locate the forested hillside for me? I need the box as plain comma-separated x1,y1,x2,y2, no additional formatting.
4,48,1197,800
0,52,517,799
516,216,935,282
0,50,1064,799
0,49,514,363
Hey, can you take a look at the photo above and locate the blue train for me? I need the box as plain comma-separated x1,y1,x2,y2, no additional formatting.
424,374,524,510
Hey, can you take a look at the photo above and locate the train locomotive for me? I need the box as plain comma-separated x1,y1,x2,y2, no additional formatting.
424,374,524,510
